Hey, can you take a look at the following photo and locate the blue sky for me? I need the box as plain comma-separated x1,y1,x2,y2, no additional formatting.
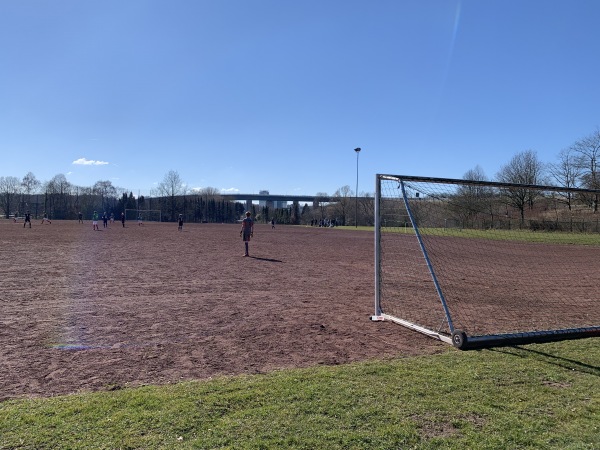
1,0,599,197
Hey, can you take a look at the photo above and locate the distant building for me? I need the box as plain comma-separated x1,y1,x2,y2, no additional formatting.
259,190,288,209
259,190,272,209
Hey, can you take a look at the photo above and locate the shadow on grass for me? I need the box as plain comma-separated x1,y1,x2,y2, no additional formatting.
490,344,600,377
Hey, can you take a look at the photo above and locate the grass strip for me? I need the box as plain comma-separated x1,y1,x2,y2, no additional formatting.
1,339,598,449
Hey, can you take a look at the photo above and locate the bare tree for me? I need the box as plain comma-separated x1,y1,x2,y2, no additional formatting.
199,187,221,197
463,165,487,182
314,192,328,222
72,185,95,218
93,180,118,213
496,150,546,224
19,171,40,215
44,174,72,219
570,129,600,211
332,185,352,225
152,170,187,220
548,148,583,210
194,187,222,222
21,172,40,195
452,166,490,226
0,176,22,218
358,192,375,226
571,129,600,186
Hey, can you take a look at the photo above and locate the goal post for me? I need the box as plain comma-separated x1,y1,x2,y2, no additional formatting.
125,209,162,222
374,174,600,350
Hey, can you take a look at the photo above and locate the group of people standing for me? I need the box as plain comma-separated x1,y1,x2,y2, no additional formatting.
89,211,117,230
16,211,48,227
18,208,259,257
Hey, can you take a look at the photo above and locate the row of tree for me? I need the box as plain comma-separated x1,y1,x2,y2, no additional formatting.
0,168,371,225
2,129,599,225
405,178,600,234
460,129,600,224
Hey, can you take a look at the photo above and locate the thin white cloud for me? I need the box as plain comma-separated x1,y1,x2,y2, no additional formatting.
221,187,239,193
72,158,109,166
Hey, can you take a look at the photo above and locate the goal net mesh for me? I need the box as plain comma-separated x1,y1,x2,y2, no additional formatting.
376,174,600,347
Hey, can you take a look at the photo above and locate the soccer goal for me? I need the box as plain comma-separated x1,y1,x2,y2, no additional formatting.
373,174,600,350
125,209,162,222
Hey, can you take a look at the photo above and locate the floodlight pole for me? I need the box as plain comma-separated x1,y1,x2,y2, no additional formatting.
354,147,361,227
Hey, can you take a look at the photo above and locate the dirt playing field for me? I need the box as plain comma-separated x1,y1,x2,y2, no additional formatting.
0,220,447,402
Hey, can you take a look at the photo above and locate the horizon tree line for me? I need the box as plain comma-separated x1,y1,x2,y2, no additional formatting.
2,128,600,225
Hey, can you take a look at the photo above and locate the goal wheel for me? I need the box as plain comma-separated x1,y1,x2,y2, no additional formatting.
451,330,468,349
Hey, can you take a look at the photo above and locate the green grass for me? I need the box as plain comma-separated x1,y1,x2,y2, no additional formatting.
338,224,600,245
1,339,598,449
337,225,374,232
427,227,600,245
377,226,600,246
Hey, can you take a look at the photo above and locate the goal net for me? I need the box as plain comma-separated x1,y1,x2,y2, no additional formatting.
125,209,162,222
373,174,600,349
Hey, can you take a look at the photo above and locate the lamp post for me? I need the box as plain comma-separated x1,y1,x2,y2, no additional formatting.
354,147,361,227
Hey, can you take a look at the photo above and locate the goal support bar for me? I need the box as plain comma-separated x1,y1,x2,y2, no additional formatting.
371,313,454,345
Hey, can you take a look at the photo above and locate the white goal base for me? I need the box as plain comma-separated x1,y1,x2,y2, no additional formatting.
372,314,453,345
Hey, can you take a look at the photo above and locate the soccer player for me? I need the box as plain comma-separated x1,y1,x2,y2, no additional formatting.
240,211,254,257
78,212,83,223
24,211,31,228
102,212,108,228
178,214,184,231
121,212,125,227
41,212,51,224
92,211,99,230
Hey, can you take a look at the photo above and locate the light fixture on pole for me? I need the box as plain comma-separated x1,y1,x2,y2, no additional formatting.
354,147,361,227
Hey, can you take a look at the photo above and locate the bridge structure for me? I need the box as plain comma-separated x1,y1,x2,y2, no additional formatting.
220,193,335,211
